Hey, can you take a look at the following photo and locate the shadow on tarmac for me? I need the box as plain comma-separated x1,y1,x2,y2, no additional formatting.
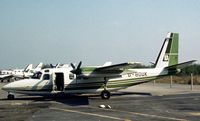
0,94,90,106
0,91,151,106
111,92,151,96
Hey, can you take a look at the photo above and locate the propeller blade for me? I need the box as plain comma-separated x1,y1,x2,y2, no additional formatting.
77,61,82,69
50,64,54,68
70,69,76,74
70,63,76,69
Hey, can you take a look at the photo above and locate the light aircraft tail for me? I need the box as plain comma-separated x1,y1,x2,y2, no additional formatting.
155,33,179,68
34,62,43,71
155,32,196,71
24,64,33,72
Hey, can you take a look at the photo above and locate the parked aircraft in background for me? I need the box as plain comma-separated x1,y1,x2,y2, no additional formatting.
31,63,44,73
0,63,43,82
49,63,70,69
2,33,196,100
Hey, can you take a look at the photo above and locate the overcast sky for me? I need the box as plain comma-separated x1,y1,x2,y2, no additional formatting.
0,0,199,69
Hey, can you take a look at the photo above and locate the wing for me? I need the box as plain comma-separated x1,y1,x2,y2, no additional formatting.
0,74,13,80
79,62,141,79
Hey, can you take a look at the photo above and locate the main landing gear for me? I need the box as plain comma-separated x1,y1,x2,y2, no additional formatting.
100,77,111,100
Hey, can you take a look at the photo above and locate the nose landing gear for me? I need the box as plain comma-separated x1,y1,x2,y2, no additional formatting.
101,90,110,99
7,93,15,100
101,77,111,99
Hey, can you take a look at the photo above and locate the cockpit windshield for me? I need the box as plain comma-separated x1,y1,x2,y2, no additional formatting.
31,72,42,79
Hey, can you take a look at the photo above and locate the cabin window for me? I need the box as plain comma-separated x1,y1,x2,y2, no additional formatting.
69,73,75,80
43,74,50,80
31,72,42,79
45,70,49,72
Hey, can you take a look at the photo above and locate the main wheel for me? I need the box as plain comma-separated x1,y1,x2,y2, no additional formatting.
7,94,15,100
101,90,110,99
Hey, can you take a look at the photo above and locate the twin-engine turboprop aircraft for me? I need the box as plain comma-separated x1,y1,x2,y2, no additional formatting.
2,33,196,99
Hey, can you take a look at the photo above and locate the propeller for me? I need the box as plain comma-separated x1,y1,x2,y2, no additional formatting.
70,61,82,75
70,63,76,69
50,64,54,68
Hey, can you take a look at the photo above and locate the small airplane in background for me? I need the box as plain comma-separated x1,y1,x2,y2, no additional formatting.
2,33,196,100
49,63,70,69
0,63,43,82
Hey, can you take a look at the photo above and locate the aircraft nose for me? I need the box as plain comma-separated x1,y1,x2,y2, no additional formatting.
2,82,16,91
2,84,10,91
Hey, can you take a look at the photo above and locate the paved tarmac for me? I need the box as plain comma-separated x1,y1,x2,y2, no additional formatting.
0,82,200,121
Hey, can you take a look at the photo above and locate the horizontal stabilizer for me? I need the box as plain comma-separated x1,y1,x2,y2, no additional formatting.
164,60,196,70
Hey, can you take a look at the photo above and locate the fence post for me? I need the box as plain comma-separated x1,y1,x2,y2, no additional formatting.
191,73,193,91
170,76,173,88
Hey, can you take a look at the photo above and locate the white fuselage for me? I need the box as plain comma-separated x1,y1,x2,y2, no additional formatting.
2,67,168,95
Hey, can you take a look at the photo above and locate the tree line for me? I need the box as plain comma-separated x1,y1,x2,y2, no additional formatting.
180,64,200,75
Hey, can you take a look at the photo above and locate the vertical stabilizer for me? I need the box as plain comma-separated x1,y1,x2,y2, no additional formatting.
34,62,43,72
24,64,33,72
155,33,179,68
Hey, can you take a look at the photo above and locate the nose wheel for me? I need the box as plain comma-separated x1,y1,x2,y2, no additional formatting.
101,77,111,99
7,94,15,100
101,90,110,99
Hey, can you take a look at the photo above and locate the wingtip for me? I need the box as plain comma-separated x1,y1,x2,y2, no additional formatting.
190,60,197,63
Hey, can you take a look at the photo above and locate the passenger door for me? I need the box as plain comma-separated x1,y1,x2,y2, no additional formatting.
54,73,64,91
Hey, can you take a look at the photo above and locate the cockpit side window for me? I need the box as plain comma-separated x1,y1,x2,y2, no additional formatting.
43,74,50,80
31,72,42,79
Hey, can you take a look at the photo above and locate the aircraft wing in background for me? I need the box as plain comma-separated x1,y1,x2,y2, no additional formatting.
0,74,13,81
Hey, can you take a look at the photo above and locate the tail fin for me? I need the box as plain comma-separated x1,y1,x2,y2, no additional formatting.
34,62,43,72
155,33,179,68
24,64,33,72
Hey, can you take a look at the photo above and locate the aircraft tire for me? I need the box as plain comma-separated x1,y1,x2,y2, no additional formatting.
101,90,110,99
7,94,14,100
